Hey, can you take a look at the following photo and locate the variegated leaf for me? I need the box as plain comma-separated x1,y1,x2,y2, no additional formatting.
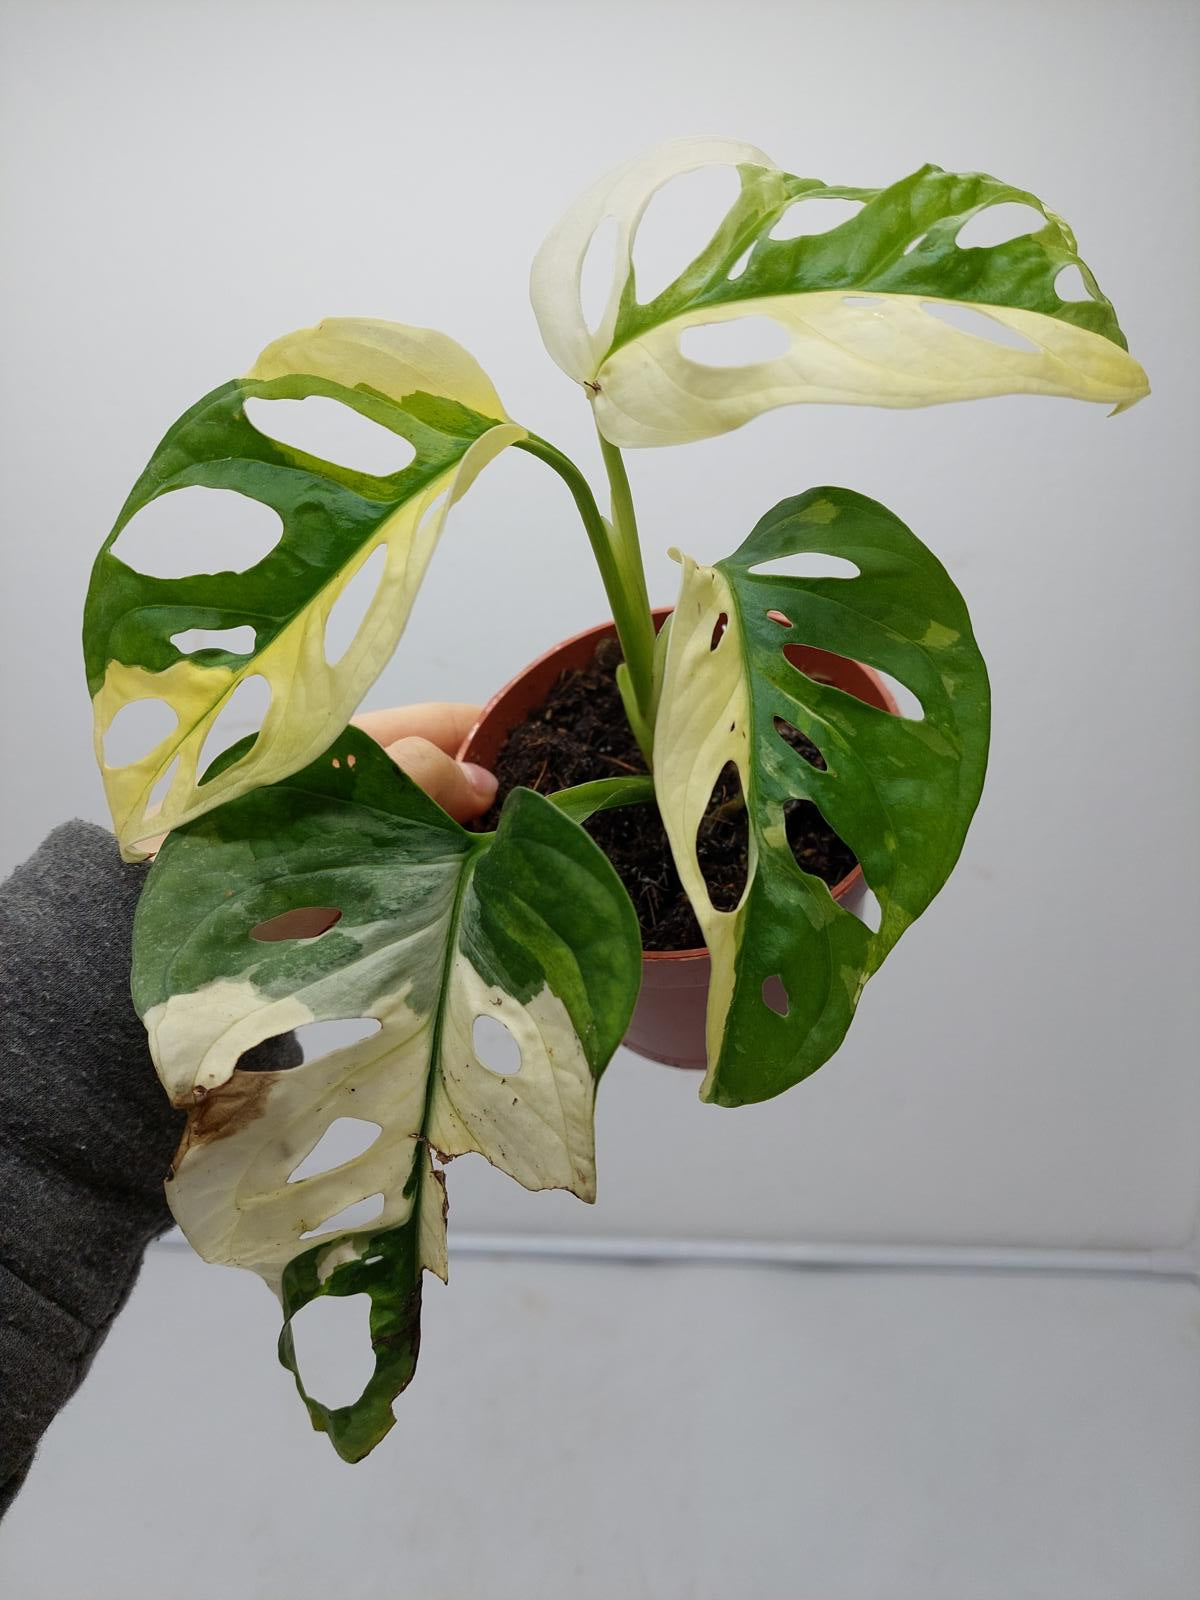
531,138,1148,445
654,488,990,1106
85,320,524,859
132,727,641,1459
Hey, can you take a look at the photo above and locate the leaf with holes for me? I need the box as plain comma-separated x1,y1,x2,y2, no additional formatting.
131,726,641,1460
84,319,525,859
531,138,1148,446
654,487,990,1106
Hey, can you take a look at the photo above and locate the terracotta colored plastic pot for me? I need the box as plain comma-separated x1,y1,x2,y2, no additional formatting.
459,609,899,1070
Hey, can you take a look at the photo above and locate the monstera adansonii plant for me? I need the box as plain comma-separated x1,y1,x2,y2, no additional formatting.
83,137,1147,1460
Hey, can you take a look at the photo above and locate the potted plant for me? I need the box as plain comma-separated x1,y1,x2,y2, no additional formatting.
82,137,1147,1462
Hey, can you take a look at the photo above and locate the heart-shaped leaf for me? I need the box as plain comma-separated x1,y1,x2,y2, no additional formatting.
531,138,1148,445
654,488,990,1106
132,727,641,1459
85,320,524,858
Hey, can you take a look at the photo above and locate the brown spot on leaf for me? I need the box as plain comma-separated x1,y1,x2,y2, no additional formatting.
174,1068,282,1164
251,905,343,942
428,1161,448,1222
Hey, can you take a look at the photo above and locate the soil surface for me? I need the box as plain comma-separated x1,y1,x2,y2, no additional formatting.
473,637,857,952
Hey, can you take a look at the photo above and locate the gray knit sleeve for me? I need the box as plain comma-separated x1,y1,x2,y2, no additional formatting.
0,822,297,1514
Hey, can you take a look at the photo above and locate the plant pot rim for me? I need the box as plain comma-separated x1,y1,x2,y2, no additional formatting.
458,606,899,965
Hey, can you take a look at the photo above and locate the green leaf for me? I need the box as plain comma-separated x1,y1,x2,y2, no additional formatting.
133,726,641,1460
549,774,656,824
653,488,990,1107
531,138,1148,445
85,320,524,859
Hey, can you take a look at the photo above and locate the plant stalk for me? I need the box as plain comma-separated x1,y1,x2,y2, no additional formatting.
595,432,657,721
515,432,657,763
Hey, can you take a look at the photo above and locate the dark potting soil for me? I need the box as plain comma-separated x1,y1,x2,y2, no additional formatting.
473,637,857,952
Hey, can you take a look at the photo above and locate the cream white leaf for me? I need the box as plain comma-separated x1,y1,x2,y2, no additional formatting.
531,138,1148,445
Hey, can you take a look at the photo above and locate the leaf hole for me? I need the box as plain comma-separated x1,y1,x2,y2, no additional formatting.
293,1018,382,1063
289,1117,381,1183
144,756,179,822
580,214,620,333
417,488,451,537
748,552,859,580
871,669,924,722
196,674,271,784
1054,263,1091,301
710,611,728,650
782,643,920,721
324,544,388,666
472,1014,522,1077
791,649,923,721
769,197,863,239
698,762,749,913
767,609,793,628
784,797,858,890
955,202,1046,249
410,489,452,567
678,316,791,367
243,395,416,477
235,1016,381,1074
251,906,344,942
921,301,1040,352
112,486,282,579
170,625,257,658
902,235,926,257
761,975,789,1017
632,163,740,303
727,243,754,280
846,883,883,933
773,715,827,770
102,698,178,768
288,1293,375,1410
300,1192,385,1241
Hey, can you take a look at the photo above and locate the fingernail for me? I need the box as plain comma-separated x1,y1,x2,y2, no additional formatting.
462,762,498,802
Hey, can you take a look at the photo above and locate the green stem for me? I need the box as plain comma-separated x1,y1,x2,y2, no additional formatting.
596,433,656,720
515,433,656,760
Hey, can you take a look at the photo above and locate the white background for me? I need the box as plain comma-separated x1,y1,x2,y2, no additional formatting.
1,2,1198,1595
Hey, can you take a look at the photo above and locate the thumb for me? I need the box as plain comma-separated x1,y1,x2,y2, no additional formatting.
383,736,498,823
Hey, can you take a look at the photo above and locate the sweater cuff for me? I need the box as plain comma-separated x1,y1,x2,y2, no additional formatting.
0,820,296,1514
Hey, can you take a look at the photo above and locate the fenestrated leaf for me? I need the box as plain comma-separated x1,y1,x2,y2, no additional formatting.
654,488,990,1107
531,138,1148,446
132,726,641,1460
85,320,525,859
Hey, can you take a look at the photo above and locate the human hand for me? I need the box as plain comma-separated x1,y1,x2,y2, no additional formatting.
352,703,497,823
